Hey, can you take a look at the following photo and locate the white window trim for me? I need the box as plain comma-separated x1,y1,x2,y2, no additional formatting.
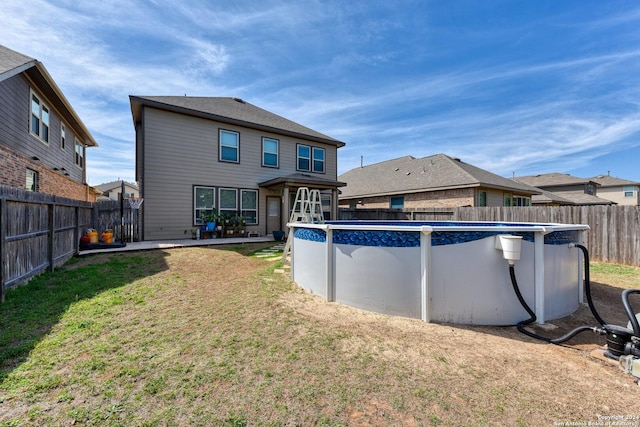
75,138,85,168
30,90,50,144
60,123,66,150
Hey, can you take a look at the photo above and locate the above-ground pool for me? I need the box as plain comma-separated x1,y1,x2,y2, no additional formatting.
288,221,590,326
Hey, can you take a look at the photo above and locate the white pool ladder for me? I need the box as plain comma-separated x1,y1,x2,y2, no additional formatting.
282,187,324,261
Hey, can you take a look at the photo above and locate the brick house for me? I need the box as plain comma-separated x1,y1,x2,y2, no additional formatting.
339,154,540,208
0,44,98,201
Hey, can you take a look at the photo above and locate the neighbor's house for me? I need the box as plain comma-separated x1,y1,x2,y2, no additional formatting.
512,173,615,206
589,174,639,206
129,96,346,240
94,180,139,201
0,44,98,201
339,154,540,208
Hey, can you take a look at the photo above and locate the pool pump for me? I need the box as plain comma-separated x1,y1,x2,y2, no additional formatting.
496,235,640,381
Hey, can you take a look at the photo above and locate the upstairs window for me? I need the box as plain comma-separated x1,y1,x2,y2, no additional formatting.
30,91,49,143
262,137,279,168
75,138,84,168
220,129,239,163
624,186,635,197
60,123,66,150
297,144,311,171
312,147,325,173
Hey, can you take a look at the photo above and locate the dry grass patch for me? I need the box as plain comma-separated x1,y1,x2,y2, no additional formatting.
1,247,639,426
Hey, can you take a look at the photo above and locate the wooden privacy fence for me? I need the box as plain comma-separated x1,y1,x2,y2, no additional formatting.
339,205,640,266
0,186,139,301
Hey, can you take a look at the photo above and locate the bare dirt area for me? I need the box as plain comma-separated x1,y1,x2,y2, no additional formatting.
278,268,640,425
1,246,639,426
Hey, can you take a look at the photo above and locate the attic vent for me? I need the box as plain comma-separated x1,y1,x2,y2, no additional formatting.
453,157,461,162
394,168,399,171
405,172,411,176
232,97,246,104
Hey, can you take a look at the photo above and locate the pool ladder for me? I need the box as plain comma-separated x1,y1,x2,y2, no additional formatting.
282,187,324,262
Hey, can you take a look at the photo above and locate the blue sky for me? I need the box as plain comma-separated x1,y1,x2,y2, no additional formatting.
2,0,640,185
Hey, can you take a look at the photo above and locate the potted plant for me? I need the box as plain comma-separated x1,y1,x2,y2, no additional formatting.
200,208,219,231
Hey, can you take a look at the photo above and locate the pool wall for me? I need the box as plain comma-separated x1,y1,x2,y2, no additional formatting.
289,221,589,326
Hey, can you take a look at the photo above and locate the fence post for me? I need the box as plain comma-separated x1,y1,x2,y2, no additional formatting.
48,202,55,272
1,198,5,302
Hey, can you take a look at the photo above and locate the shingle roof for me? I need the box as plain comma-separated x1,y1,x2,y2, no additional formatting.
530,189,576,205
590,174,640,187
513,172,596,187
339,154,540,199
94,180,139,193
129,96,344,147
0,44,36,79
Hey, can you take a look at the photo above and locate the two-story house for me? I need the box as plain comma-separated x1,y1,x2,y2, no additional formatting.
513,173,615,205
129,96,345,240
590,174,640,206
0,44,97,201
95,180,140,201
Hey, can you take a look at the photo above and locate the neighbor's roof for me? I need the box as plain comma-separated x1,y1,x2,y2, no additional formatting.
589,174,640,188
513,172,598,188
94,180,139,193
530,189,577,205
0,44,97,147
547,190,615,205
129,96,345,147
339,154,541,199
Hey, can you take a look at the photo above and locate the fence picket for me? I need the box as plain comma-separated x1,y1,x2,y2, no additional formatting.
339,205,640,266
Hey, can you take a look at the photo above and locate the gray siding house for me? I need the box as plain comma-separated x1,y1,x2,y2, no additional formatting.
513,173,615,206
129,96,345,240
0,44,97,201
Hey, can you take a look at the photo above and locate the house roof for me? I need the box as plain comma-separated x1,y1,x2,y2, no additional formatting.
530,188,577,205
513,172,598,188
129,96,345,147
339,154,541,199
589,174,640,187
94,180,139,193
0,44,97,147
258,173,346,190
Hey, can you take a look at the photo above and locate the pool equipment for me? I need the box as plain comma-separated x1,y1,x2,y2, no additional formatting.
502,237,640,380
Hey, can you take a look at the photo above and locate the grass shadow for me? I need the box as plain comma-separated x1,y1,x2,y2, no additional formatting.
0,251,170,382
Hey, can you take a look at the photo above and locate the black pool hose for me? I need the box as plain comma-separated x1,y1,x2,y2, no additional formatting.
622,289,640,337
575,244,607,327
509,264,603,344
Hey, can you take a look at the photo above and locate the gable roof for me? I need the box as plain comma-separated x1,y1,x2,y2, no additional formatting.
94,180,139,193
339,154,541,199
513,172,598,188
0,44,97,147
530,188,577,205
590,174,640,188
129,96,344,147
